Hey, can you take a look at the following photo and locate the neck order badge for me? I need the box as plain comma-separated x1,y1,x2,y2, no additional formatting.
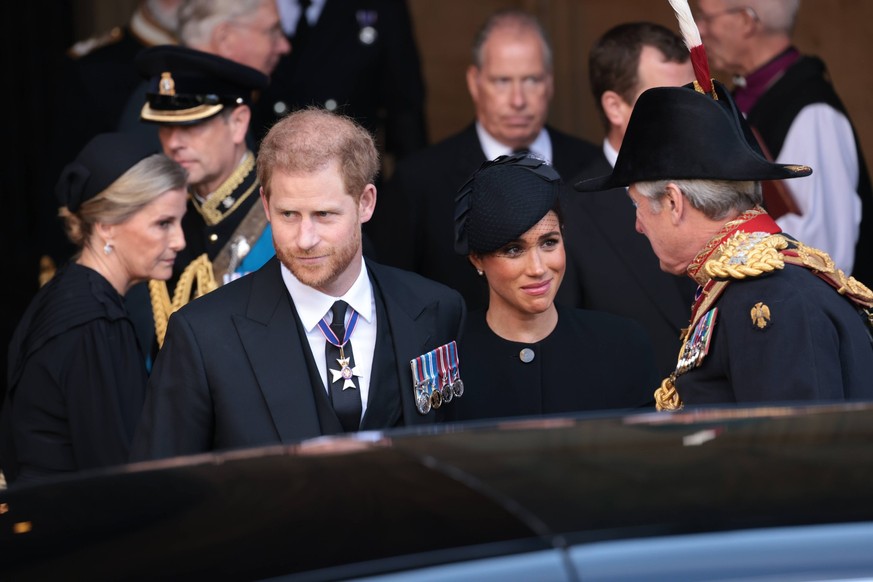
318,300,362,431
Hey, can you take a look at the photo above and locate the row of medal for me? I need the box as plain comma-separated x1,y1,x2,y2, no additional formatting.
410,341,464,415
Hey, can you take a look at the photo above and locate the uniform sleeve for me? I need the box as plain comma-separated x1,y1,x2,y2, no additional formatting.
775,103,861,273
129,310,215,461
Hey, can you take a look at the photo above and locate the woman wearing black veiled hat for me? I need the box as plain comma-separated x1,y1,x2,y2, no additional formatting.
0,133,188,486
449,153,658,422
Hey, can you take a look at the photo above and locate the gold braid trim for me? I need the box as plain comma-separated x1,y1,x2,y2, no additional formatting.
149,253,218,348
193,151,256,226
703,232,787,280
38,255,57,287
786,241,873,307
655,279,730,412
654,372,683,411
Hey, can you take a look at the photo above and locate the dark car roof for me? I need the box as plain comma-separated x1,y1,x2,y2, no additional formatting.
3,402,873,580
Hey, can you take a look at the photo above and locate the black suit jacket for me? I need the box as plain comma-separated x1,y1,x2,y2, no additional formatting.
252,0,427,158
130,257,465,460
370,123,603,310
557,154,697,377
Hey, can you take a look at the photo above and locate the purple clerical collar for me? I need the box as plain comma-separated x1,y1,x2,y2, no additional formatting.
733,47,800,114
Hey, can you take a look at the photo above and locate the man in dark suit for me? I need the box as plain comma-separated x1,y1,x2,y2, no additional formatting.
369,8,602,310
253,0,428,166
557,22,698,376
130,108,465,460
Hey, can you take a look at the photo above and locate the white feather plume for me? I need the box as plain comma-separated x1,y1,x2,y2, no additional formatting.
668,0,703,50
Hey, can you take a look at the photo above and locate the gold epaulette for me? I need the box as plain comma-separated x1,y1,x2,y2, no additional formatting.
67,26,124,59
38,255,57,287
655,235,873,412
149,253,218,348
654,373,683,411
703,232,787,280
783,241,873,309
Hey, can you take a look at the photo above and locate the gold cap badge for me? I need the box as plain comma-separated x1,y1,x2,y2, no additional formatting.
159,71,175,96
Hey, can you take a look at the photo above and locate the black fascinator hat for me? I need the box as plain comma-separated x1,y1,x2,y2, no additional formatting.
454,152,562,255
56,132,158,212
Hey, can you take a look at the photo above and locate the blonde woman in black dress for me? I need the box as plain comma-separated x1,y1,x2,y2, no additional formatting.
0,133,188,486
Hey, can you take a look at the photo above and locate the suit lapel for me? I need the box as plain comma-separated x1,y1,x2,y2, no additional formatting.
455,124,488,180
233,259,325,441
360,277,402,430
366,262,440,426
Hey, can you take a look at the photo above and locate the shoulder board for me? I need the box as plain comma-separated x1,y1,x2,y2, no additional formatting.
782,241,873,309
67,26,124,59
703,232,787,280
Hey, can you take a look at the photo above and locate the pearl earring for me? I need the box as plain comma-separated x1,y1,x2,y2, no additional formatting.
476,269,483,276
103,242,113,255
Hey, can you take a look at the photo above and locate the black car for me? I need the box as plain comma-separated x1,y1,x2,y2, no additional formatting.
2,402,873,581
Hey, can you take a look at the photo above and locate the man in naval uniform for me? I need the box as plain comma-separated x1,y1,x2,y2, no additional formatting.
135,45,272,350
574,76,873,410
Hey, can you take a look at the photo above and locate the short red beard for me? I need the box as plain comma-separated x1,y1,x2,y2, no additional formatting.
276,228,362,293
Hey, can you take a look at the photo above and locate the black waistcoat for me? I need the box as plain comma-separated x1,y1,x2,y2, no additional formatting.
289,274,403,436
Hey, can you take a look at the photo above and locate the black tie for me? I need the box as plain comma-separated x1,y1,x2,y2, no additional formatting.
326,300,362,432
295,0,312,50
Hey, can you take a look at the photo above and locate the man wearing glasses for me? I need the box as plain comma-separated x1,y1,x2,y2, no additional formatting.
695,0,873,284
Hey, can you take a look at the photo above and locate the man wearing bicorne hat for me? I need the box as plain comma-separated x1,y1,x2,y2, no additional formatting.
574,70,873,410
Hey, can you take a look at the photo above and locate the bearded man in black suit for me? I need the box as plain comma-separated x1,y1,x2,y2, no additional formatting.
369,8,602,311
131,108,465,460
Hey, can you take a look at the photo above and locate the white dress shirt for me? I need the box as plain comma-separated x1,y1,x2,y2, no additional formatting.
475,123,554,166
602,138,619,169
281,259,377,418
276,0,327,37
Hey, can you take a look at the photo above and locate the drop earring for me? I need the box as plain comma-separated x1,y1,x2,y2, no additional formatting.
476,269,483,276
103,242,113,255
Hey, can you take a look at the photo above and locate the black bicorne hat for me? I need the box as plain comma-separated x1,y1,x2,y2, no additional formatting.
137,45,270,125
56,132,158,212
574,79,812,192
454,152,563,255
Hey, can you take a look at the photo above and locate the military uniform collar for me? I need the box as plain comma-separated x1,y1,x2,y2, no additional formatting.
686,206,779,287
191,151,257,226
